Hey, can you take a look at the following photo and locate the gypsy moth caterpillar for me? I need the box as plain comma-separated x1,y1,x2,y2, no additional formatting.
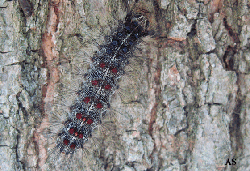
41,12,150,171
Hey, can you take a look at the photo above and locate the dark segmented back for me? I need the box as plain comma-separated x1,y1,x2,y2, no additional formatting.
53,13,149,155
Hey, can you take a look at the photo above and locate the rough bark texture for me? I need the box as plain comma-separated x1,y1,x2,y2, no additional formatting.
1,0,250,170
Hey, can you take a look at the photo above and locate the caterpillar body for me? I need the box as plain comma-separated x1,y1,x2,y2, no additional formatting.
45,12,149,167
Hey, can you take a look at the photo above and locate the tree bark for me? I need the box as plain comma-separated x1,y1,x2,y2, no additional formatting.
1,0,250,170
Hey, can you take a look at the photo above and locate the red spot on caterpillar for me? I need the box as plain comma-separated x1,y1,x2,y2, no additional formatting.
87,119,93,125
74,132,79,137
112,68,118,74
82,117,87,122
104,84,112,90
76,113,82,119
92,80,98,85
69,128,75,134
78,133,83,139
83,97,91,103
63,139,69,145
100,63,105,68
70,143,76,149
96,103,103,109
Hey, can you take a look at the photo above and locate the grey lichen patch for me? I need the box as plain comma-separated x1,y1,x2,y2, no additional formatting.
237,74,250,171
166,98,186,134
212,13,234,65
241,15,250,47
122,131,144,163
177,0,200,20
199,54,210,106
160,49,188,135
205,53,237,105
18,89,31,110
189,105,232,170
197,18,216,53
168,13,193,39
0,65,22,118
160,0,170,9
0,146,17,171
0,112,19,170
122,165,134,171
141,133,154,161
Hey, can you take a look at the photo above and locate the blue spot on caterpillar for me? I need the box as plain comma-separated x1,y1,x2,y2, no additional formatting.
47,12,149,160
